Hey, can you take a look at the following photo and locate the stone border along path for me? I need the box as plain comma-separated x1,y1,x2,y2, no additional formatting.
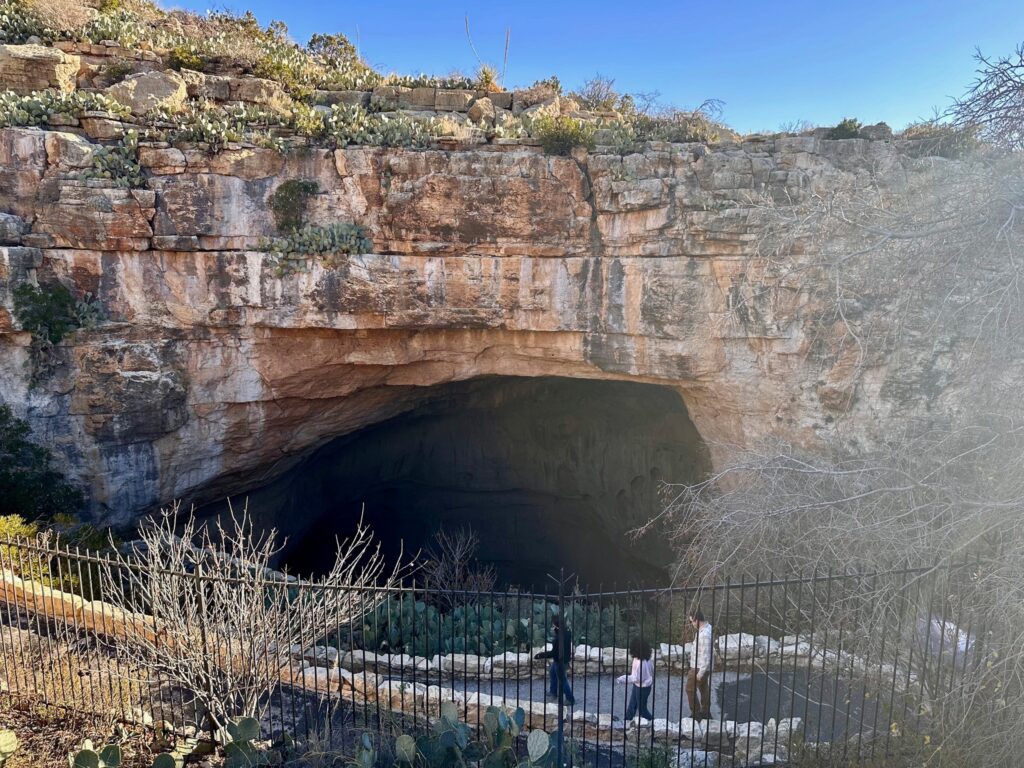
284,635,883,766
4,568,900,766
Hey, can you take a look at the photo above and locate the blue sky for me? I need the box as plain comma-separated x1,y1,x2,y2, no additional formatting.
171,0,1024,134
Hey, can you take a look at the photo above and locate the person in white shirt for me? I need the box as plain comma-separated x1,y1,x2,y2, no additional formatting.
686,609,713,720
616,637,655,722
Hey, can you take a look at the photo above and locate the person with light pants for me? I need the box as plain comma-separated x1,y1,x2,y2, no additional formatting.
686,609,713,720
617,637,655,723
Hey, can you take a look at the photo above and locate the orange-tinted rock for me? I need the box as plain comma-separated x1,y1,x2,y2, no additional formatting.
32,179,153,250
0,126,988,519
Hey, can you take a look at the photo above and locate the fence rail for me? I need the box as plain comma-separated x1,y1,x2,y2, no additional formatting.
0,536,984,767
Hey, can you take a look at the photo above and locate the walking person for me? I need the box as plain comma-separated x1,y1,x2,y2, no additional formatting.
616,637,655,724
533,613,576,706
686,609,713,720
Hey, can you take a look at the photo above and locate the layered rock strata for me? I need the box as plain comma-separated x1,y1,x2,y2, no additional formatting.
0,122,964,521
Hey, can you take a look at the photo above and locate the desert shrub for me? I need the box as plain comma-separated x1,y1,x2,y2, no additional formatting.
0,89,131,127
0,407,84,520
630,105,729,144
260,222,372,275
12,282,102,385
306,31,381,90
570,74,627,112
24,0,94,33
827,117,862,139
252,44,318,101
529,113,596,155
515,75,562,109
900,120,980,159
13,282,81,345
270,178,318,233
166,44,204,72
420,528,496,610
0,0,54,43
286,100,326,138
777,118,816,134
79,129,146,188
475,63,501,92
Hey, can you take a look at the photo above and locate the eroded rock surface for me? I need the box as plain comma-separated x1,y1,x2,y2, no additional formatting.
0,126,981,525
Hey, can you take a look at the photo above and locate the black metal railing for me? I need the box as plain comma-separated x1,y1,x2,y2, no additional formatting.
0,535,984,767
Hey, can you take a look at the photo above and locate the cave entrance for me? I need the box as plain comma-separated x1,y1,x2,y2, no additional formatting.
221,376,709,591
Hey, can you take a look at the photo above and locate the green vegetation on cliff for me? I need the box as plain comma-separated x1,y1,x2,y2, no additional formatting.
0,405,83,520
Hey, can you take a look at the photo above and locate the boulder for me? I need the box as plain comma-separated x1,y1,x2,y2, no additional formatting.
44,131,96,169
467,96,496,125
435,89,474,112
177,69,230,101
0,44,79,94
228,76,293,115
521,97,561,121
105,70,188,115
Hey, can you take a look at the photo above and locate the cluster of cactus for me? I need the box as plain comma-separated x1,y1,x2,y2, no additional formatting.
69,740,123,768
0,730,17,766
77,6,181,49
0,89,131,128
260,223,372,276
155,102,244,152
71,720,268,768
353,704,553,768
322,104,440,149
382,73,478,91
79,131,147,189
0,0,55,44
221,717,268,768
149,101,288,152
358,595,633,657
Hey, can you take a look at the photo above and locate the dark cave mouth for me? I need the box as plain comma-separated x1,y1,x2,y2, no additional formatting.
214,376,709,591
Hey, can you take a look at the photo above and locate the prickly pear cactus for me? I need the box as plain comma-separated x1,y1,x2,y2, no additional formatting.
69,741,122,768
0,730,18,766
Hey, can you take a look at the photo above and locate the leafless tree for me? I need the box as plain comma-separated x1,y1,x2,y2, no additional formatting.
101,502,404,734
649,88,1024,763
951,43,1024,151
570,74,622,111
420,527,496,610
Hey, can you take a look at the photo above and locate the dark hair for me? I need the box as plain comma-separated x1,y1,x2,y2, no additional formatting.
689,609,705,622
629,637,652,661
551,614,561,627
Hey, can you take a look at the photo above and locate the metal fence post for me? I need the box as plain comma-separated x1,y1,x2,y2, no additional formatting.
194,562,218,743
556,567,565,768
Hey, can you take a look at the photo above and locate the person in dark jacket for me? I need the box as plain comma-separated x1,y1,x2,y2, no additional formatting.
533,614,576,706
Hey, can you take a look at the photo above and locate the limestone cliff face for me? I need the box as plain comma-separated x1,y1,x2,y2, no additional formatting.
0,125,949,520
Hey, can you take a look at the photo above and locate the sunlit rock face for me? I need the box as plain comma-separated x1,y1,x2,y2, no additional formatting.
199,376,708,589
0,128,961,540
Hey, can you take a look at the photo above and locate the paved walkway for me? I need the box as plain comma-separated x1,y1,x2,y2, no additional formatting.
455,667,875,743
